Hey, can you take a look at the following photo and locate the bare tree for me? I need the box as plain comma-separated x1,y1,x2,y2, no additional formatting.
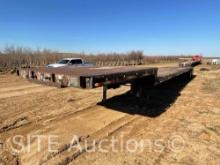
0,45,190,69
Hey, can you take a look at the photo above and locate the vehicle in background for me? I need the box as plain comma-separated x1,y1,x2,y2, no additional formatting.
179,54,203,67
192,55,203,63
211,59,220,65
47,58,94,68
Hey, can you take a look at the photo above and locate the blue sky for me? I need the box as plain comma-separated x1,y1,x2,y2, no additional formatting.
0,0,220,56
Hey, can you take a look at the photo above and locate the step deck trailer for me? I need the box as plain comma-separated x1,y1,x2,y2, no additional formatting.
17,66,193,101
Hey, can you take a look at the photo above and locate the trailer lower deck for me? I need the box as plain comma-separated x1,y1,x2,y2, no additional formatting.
156,67,193,85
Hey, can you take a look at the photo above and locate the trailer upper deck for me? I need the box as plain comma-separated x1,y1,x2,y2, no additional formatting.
26,66,156,77
17,65,194,101
17,66,157,88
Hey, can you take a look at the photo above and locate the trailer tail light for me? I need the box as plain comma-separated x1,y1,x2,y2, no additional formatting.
95,82,103,87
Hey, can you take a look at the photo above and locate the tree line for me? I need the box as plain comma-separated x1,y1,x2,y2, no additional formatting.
0,46,190,69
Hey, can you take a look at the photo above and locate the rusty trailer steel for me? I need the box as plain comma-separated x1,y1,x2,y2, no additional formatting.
17,65,194,101
17,66,158,88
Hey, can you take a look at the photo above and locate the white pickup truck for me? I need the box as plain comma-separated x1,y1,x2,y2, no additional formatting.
47,58,94,68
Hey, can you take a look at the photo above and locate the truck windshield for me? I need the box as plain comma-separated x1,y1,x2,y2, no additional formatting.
58,60,69,64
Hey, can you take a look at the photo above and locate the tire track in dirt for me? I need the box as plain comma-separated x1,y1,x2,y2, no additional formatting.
40,114,139,165
0,87,99,120
38,106,128,164
0,81,31,87
69,116,151,165
0,84,42,92
0,86,54,99
0,92,101,136
38,87,129,126
0,86,52,98
1,86,130,164
0,84,128,127
0,85,101,136
0,88,88,113
0,75,132,165
0,90,102,131
18,104,130,164
0,75,30,85
0,116,31,134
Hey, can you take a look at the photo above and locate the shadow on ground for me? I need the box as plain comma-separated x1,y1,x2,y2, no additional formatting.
99,75,195,118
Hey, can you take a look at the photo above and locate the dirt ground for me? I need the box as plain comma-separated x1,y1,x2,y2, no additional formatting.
0,64,220,165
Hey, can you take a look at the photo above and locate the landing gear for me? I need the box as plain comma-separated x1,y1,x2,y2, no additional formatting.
188,70,193,79
102,84,107,102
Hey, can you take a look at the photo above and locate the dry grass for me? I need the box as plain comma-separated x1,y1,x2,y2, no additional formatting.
202,68,220,96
